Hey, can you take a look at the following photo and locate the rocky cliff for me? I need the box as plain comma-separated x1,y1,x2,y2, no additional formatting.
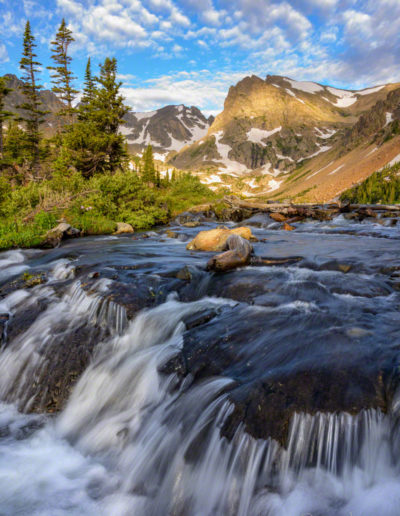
169,74,400,201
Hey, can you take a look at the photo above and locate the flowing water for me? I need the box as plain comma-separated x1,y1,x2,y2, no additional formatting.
0,213,399,515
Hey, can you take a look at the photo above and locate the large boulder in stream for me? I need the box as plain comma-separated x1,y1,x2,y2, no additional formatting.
186,227,256,252
42,223,80,248
207,234,253,272
114,222,134,234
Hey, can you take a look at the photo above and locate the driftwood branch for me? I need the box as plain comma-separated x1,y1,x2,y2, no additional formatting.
22,189,99,223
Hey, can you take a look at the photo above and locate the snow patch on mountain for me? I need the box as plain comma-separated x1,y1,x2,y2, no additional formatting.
315,127,337,139
328,164,345,175
286,79,324,94
214,131,248,174
385,112,394,126
133,111,157,121
247,127,281,144
268,179,283,192
357,85,385,96
327,87,358,108
285,88,305,104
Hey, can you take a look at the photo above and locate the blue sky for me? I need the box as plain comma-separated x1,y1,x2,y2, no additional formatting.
0,0,399,116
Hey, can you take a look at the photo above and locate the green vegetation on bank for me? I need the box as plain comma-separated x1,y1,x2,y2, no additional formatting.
340,162,400,204
0,19,217,250
0,169,215,249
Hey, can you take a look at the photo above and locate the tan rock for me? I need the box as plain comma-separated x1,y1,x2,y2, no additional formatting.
270,213,287,222
115,222,134,235
283,223,295,231
186,227,255,252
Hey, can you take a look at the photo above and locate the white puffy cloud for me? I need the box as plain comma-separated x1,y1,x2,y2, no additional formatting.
120,69,250,112
0,44,9,63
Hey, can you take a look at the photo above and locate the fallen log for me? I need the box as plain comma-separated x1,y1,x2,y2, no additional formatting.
223,195,400,214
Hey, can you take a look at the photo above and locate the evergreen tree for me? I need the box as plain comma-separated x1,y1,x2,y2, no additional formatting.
48,19,77,122
142,145,156,184
90,57,130,171
18,21,47,173
58,56,129,177
79,57,96,121
0,77,13,160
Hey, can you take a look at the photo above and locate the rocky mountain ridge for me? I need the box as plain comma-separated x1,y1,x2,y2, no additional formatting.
122,105,214,159
169,74,400,201
2,74,65,134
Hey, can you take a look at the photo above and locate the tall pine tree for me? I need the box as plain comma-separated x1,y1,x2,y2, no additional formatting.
48,19,77,123
90,57,130,171
78,58,96,122
142,145,156,184
18,21,47,173
0,77,13,160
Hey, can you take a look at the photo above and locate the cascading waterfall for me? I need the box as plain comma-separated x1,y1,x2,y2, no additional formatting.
1,290,398,515
0,261,127,412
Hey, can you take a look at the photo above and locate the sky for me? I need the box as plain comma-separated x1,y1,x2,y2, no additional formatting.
0,0,399,116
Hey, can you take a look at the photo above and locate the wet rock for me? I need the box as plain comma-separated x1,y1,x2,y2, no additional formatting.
42,223,81,248
163,303,398,447
175,211,208,226
207,235,253,272
182,221,201,228
186,227,255,252
338,264,352,274
166,230,179,239
344,212,359,220
216,207,253,223
176,266,192,281
182,308,219,331
250,256,303,267
0,313,9,348
114,222,134,234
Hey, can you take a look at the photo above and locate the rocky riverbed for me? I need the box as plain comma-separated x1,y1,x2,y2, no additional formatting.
0,206,399,515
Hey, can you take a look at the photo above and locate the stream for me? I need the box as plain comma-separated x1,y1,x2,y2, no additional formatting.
0,211,399,515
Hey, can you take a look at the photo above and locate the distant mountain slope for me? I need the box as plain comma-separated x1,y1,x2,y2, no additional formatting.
169,74,400,200
266,86,400,202
2,74,65,134
122,105,214,160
